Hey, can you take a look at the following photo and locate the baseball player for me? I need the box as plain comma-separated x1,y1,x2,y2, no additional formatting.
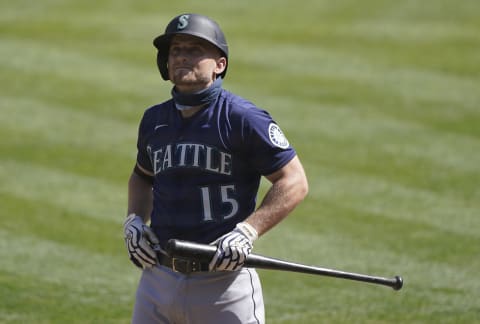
124,13,308,324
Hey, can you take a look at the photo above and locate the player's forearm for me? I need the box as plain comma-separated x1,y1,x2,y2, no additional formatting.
248,178,307,236
127,172,153,222
246,157,308,236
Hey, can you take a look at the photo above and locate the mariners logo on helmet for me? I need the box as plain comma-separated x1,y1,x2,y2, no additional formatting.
177,15,190,30
268,123,289,149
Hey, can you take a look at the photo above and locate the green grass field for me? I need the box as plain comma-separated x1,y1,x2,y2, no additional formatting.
1,0,479,323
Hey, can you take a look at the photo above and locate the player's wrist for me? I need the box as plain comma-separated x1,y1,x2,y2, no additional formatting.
125,213,148,224
126,213,137,219
236,222,258,243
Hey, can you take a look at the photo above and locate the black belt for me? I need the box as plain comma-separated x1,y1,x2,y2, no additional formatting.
158,253,210,274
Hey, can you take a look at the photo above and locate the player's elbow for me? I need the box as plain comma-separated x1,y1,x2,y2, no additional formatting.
288,161,309,204
286,169,308,207
296,173,309,202
293,159,309,202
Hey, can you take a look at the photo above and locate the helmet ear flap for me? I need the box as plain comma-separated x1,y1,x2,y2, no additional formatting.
157,51,169,80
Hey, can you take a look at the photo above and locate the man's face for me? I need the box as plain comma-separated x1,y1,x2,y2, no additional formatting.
168,34,226,92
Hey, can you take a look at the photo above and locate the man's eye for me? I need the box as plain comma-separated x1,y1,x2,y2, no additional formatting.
169,47,204,57
189,48,202,55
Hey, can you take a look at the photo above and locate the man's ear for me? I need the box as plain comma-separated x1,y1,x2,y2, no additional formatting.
215,57,227,75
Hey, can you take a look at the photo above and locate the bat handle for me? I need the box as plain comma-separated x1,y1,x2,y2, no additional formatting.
166,239,216,261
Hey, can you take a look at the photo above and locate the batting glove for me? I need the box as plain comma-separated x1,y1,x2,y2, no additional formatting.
209,222,258,271
123,214,160,269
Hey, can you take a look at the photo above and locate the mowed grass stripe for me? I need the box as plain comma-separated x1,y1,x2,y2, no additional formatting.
258,222,479,322
258,97,480,181
303,167,479,238
0,97,137,158
252,91,480,202
0,271,131,324
0,63,157,122
0,40,164,122
333,20,480,43
284,199,479,268
0,159,125,222
0,95,140,184
0,229,135,290
0,128,130,184
0,236,136,324
0,192,123,255
0,38,159,99
260,214,479,290
258,210,479,321
234,41,479,110
261,269,479,324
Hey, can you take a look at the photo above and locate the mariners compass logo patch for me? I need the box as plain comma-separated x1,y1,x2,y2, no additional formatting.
268,123,289,149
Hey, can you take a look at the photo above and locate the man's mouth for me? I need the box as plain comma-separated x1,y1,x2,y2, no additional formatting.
174,66,192,71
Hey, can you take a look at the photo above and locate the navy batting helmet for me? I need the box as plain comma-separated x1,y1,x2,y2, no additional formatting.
153,13,229,80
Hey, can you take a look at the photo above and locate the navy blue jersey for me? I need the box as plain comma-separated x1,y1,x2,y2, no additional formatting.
136,89,296,247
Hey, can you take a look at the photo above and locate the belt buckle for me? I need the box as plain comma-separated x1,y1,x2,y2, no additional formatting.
172,258,191,274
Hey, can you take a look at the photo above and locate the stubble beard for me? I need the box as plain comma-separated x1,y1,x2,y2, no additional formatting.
171,69,213,92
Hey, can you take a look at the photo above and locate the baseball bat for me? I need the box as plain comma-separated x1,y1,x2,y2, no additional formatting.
165,239,403,291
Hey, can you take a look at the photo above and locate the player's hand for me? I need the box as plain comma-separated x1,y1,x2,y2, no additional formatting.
123,214,160,269
209,222,258,271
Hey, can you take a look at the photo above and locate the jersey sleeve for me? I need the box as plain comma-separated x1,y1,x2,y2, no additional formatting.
241,107,296,175
135,111,154,174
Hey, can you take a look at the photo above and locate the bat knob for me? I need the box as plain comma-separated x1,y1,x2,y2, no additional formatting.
392,276,403,291
165,239,178,257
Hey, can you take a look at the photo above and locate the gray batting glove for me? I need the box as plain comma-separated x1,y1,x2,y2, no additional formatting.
123,214,160,269
209,222,258,271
